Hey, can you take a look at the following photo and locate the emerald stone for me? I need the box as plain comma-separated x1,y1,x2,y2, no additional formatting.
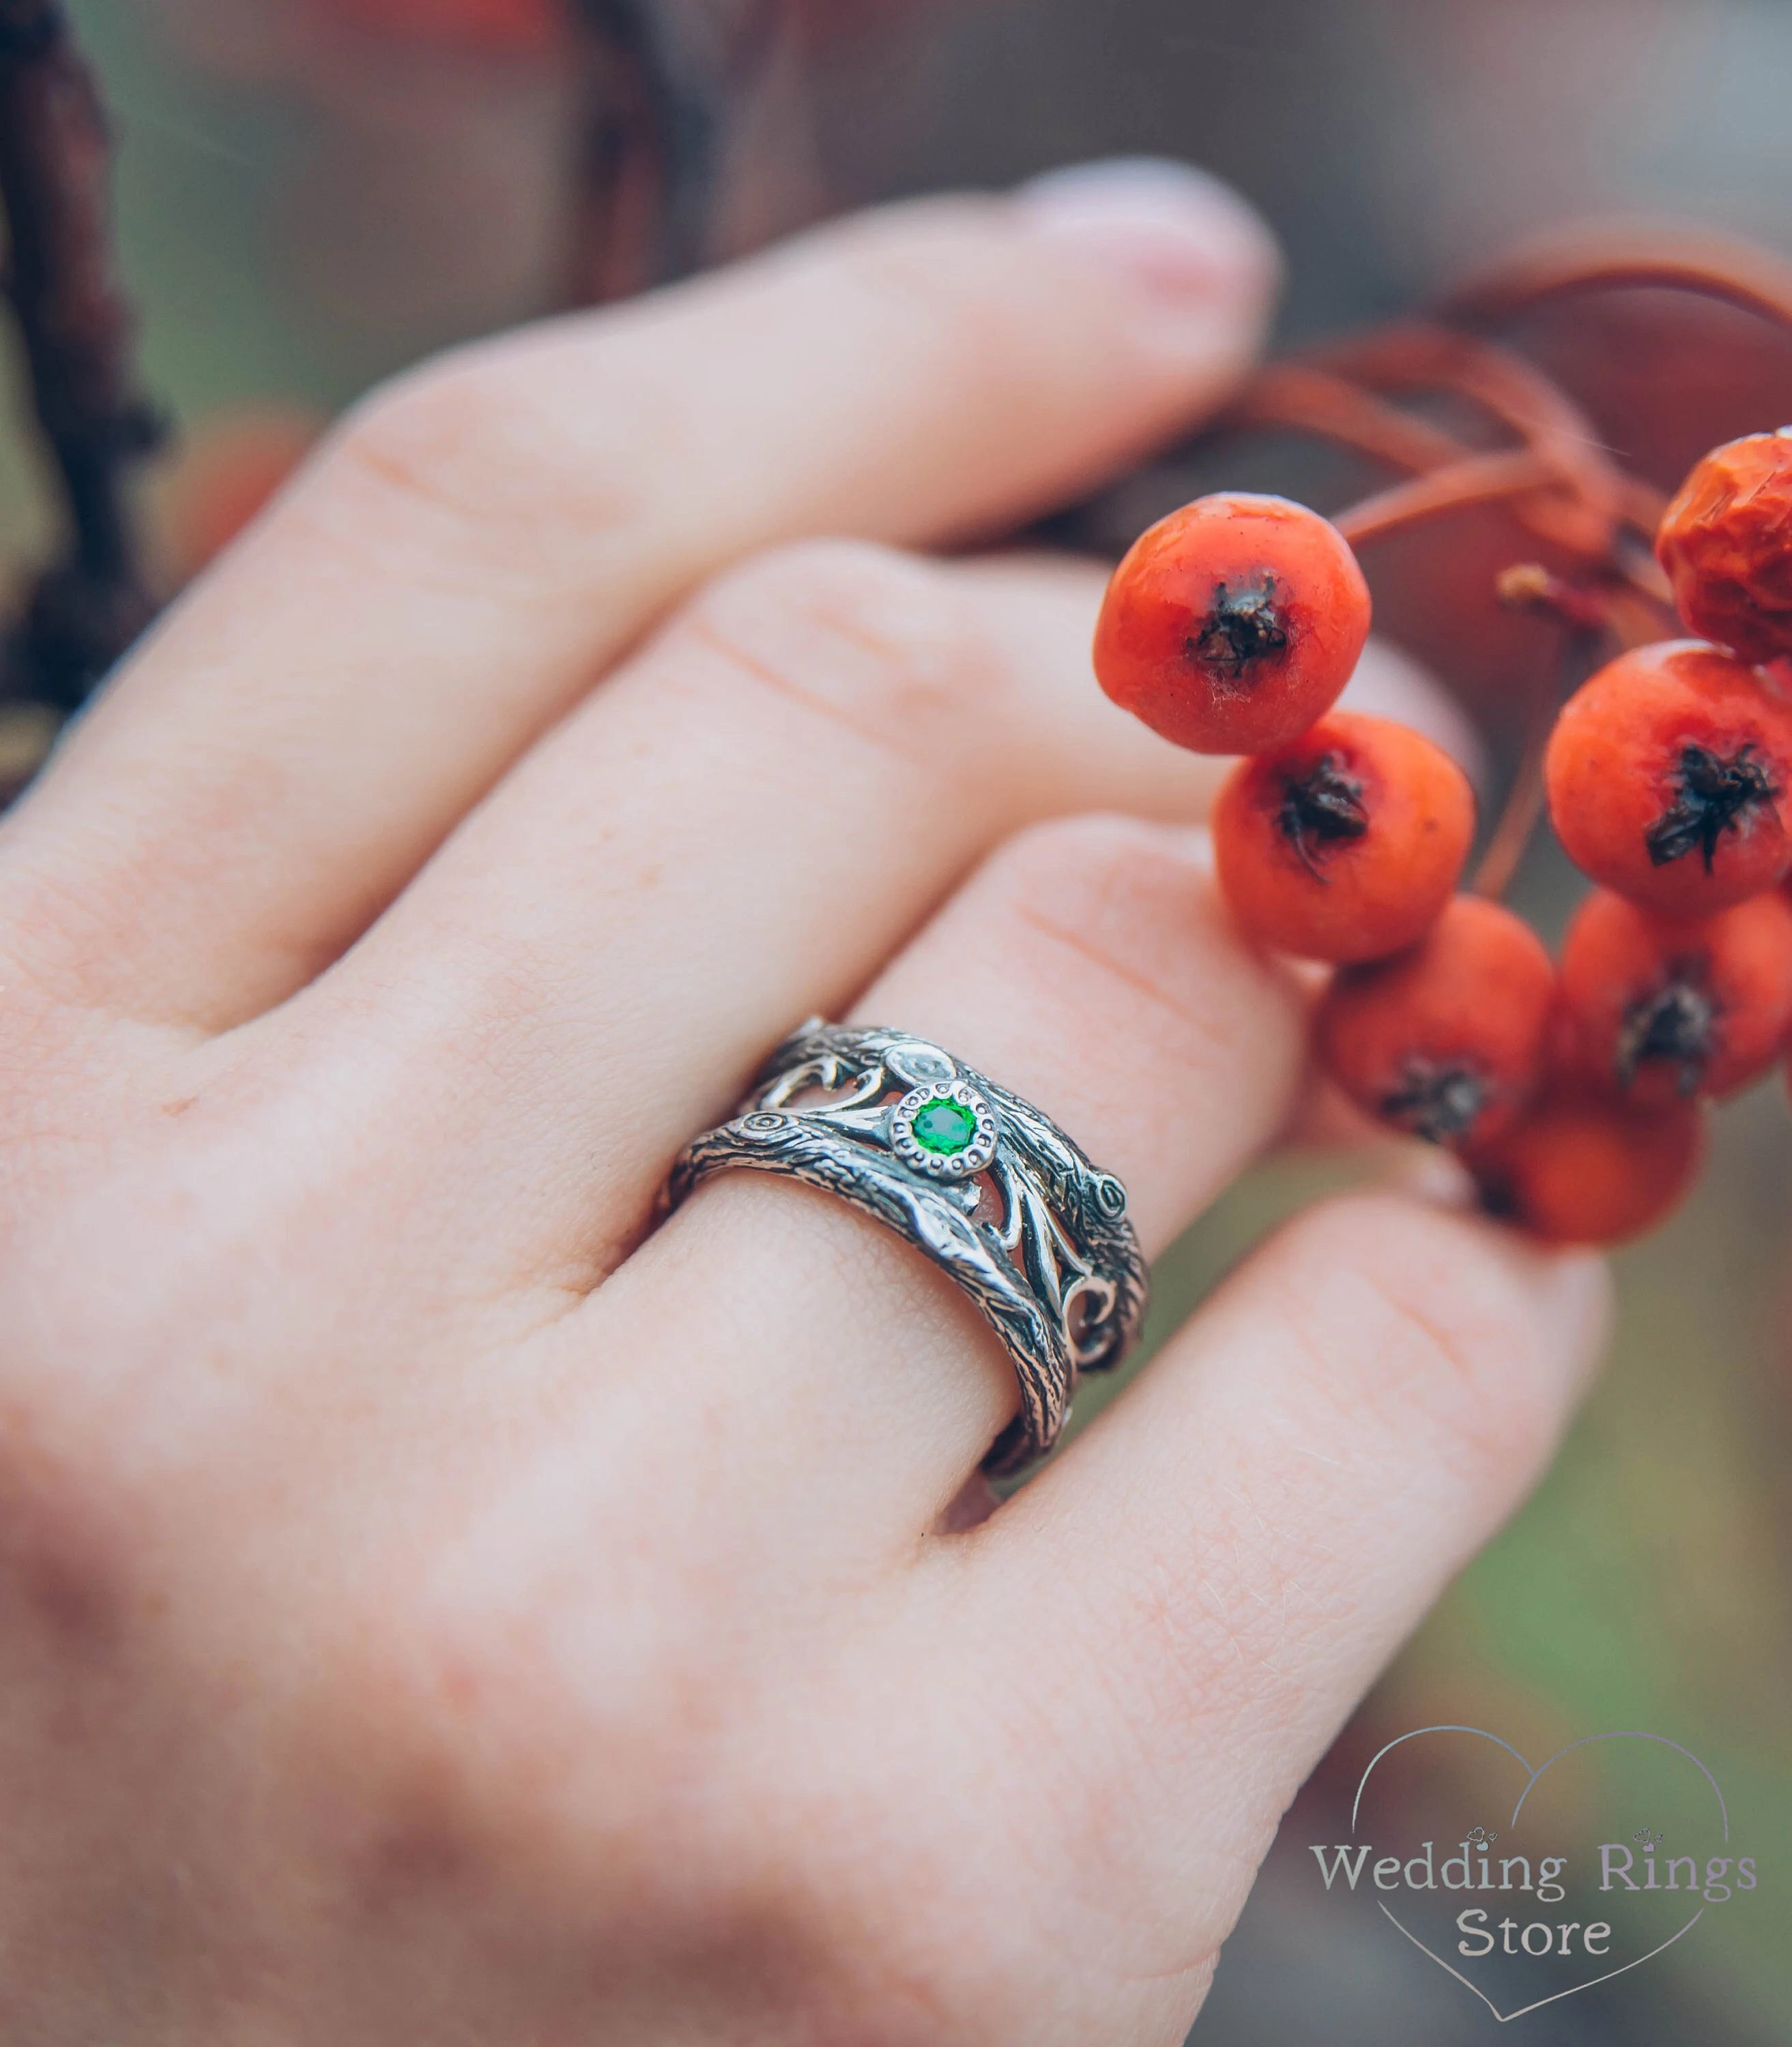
912,1097,978,1155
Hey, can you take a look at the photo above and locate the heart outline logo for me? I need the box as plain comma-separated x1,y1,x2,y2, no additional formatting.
1350,1726,1729,2024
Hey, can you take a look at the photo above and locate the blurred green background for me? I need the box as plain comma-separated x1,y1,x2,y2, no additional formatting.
4,2,1789,2037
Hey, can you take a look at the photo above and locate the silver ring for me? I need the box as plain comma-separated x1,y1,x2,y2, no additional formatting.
663,1020,1148,1476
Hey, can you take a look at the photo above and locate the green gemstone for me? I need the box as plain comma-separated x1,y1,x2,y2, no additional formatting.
912,1097,979,1156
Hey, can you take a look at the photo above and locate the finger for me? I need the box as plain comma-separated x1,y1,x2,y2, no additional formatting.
252,521,1443,1301
941,1193,1607,1973
586,814,1310,1560
280,548,1249,1292
0,163,1277,1032
1335,634,1486,786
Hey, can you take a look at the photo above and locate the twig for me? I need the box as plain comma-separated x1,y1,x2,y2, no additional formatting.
1331,448,1563,552
1472,625,1600,901
0,0,162,709
1313,323,1628,555
1222,362,1469,477
562,0,783,304
1442,225,1792,336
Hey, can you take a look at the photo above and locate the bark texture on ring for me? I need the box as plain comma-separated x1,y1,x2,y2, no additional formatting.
663,1021,1149,1476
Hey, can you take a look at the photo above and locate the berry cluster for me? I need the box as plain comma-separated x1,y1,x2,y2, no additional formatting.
1095,434,1792,1247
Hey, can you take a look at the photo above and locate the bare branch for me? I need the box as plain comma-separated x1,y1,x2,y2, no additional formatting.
562,0,782,302
0,0,163,709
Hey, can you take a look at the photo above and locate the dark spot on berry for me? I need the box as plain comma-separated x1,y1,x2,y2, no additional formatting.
1277,752,1368,880
1187,576,1289,681
1644,744,1780,872
1615,968,1718,1097
1378,1058,1490,1145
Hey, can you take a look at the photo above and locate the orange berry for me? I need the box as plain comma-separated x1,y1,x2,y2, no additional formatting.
1657,430,1792,663
1213,711,1475,962
1094,493,1371,754
1558,886,1792,1105
1544,640,1792,915
160,408,323,583
1469,1088,1705,1247
1316,897,1555,1146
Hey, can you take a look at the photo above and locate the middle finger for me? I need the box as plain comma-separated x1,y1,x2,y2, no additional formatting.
249,547,1224,1289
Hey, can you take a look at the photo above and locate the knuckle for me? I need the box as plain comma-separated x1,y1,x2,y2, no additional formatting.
1288,1194,1567,1495
983,813,1201,912
0,1400,134,1670
972,817,1297,1075
681,540,1009,772
825,197,1076,409
319,340,647,574
291,1545,745,1919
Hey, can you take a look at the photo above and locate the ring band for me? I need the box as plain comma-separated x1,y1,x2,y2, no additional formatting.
663,1021,1148,1475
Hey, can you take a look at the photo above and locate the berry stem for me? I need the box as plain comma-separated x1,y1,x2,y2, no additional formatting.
1473,624,1601,901
1496,563,1613,636
1443,229,1792,338
1495,559,1674,648
1223,364,1471,479
1317,323,1628,553
1333,449,1561,550
1608,532,1680,637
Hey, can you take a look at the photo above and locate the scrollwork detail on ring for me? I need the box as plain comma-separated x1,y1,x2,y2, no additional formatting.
662,1019,1148,1474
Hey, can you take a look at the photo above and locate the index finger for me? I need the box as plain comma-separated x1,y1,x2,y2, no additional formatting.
0,162,1277,1033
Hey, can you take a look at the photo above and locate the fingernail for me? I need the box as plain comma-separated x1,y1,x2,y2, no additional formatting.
1015,157,1281,334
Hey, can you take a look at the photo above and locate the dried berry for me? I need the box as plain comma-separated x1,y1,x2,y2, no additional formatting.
1094,493,1372,755
1213,712,1474,963
1658,430,1792,664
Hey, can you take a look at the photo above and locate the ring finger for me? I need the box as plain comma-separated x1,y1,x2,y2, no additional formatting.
241,549,1234,1297
252,541,1452,1310
0,168,1276,1035
573,809,1312,1556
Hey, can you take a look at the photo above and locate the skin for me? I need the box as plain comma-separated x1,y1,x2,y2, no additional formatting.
0,167,1607,2044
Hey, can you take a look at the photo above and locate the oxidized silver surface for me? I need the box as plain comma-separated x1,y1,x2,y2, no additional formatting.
664,1021,1148,1476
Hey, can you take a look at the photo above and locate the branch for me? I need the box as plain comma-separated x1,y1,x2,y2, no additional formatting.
1441,224,1792,335
562,0,783,304
0,0,163,710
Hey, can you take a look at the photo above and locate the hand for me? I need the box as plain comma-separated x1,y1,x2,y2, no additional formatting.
0,160,1607,2044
